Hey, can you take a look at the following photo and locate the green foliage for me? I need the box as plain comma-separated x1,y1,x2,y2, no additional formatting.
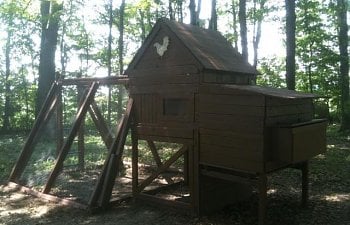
256,57,286,88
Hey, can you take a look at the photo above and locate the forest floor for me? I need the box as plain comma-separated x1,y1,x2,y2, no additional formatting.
0,124,349,225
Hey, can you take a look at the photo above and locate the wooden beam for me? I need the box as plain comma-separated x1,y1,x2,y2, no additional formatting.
147,140,174,184
137,193,192,213
98,99,134,207
6,182,87,210
88,101,114,149
131,119,139,197
43,82,99,194
61,76,129,86
89,98,134,208
137,145,187,193
9,82,59,182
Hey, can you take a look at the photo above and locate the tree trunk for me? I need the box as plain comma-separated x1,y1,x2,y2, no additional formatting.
169,0,174,20
107,0,113,125
117,0,126,121
37,1,62,115
239,0,248,62
189,0,201,26
285,0,296,90
253,0,265,69
232,0,238,49
3,15,13,132
209,0,217,30
338,0,350,131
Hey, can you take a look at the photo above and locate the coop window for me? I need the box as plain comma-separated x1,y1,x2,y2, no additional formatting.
163,98,187,116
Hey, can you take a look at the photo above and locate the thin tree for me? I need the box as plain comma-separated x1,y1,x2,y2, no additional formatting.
231,0,239,49
337,0,349,131
252,0,266,69
189,0,201,26
285,0,296,90
117,0,126,121
3,5,14,132
239,0,248,62
107,0,113,124
209,0,217,30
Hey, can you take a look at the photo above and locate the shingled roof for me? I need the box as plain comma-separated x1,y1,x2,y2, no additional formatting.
126,18,258,75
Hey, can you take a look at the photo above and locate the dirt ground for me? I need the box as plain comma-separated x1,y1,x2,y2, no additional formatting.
1,127,349,225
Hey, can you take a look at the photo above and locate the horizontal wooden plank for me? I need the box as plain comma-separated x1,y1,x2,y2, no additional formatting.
266,96,313,106
199,154,264,173
265,113,314,126
266,104,313,117
138,135,194,144
200,143,264,162
199,84,260,96
129,84,198,94
128,65,199,76
198,102,264,116
137,125,193,139
197,94,265,106
129,74,199,85
200,133,263,151
198,113,264,133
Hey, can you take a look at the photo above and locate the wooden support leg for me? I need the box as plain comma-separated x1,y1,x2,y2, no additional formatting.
258,174,267,225
131,123,138,197
301,161,309,207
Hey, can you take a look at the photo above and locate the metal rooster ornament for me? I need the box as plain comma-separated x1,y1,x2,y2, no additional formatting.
153,36,169,57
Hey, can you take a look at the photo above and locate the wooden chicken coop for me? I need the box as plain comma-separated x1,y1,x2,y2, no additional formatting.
7,18,327,225
126,18,327,224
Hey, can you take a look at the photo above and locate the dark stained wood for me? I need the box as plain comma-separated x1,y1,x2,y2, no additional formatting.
137,145,187,193
258,174,267,225
61,76,128,86
6,182,87,210
146,140,174,184
137,193,192,213
131,119,139,197
9,82,59,182
93,98,134,208
43,82,99,194
271,120,327,163
137,126,193,139
88,101,114,149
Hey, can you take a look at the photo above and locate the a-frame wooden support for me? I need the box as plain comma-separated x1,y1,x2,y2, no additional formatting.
9,81,60,182
89,98,134,209
43,81,99,193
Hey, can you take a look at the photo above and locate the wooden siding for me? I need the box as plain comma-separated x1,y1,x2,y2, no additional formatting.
133,94,158,124
197,91,266,172
265,97,314,126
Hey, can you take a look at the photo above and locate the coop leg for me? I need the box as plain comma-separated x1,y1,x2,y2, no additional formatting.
301,161,309,207
258,174,267,225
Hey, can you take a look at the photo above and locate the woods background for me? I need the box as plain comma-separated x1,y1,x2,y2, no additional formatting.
0,0,348,132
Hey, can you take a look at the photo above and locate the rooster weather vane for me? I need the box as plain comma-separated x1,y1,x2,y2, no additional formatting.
153,36,169,57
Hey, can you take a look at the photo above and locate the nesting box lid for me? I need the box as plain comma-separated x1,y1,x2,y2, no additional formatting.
126,18,258,75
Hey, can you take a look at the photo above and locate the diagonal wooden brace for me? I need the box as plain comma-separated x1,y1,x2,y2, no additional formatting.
9,82,60,182
136,145,188,193
42,82,99,194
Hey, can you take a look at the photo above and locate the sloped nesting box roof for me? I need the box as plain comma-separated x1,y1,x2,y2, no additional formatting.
126,18,258,75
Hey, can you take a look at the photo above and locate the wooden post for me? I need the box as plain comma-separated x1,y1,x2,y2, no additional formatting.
77,81,85,171
301,161,309,207
258,174,267,225
131,118,139,197
191,129,200,215
56,79,63,157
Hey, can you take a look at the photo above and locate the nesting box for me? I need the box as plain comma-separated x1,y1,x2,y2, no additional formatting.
126,18,327,219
